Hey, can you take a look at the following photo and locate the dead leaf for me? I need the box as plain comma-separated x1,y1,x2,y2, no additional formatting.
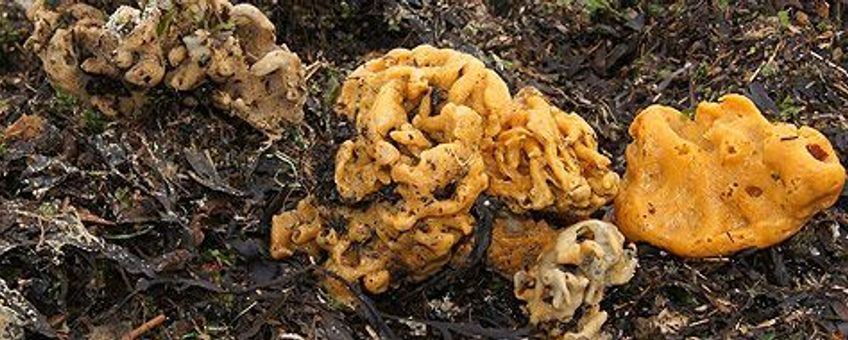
77,207,116,226
3,115,45,141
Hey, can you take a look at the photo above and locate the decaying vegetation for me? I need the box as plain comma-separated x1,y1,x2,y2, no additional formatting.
0,0,846,339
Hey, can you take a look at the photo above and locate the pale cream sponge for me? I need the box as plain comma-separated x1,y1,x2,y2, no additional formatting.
25,0,305,135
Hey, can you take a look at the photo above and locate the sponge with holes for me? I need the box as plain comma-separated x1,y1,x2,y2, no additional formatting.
615,94,846,257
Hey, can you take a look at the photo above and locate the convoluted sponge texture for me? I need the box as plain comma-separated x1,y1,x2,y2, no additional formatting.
487,215,558,276
334,45,509,202
489,87,619,217
514,219,637,339
271,46,622,303
615,94,846,257
25,0,305,134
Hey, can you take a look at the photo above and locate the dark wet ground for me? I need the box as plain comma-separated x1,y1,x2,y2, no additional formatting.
0,0,846,339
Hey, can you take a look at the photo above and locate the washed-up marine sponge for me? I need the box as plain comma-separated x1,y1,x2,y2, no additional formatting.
25,0,305,135
487,215,558,276
514,220,637,340
334,46,617,218
273,156,483,297
271,46,622,301
488,87,620,217
334,44,510,202
270,197,393,295
334,46,499,274
615,94,846,257
270,197,324,260
272,46,511,297
270,196,475,297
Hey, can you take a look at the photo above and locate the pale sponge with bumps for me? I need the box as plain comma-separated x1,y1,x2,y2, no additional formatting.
25,0,305,135
513,219,637,340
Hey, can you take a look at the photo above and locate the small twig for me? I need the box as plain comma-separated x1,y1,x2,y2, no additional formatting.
273,150,302,187
13,209,48,249
316,268,398,340
304,60,327,81
122,314,166,340
231,301,258,325
653,62,693,102
749,40,784,83
809,50,848,79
